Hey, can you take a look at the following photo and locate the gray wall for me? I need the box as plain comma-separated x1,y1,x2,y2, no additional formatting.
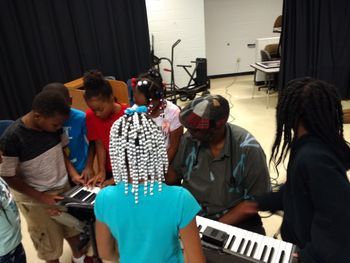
204,0,282,75
146,0,206,88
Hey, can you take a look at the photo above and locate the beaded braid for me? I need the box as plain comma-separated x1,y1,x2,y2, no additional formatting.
109,111,169,204
135,68,167,117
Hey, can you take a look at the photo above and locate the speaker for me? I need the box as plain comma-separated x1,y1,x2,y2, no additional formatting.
195,58,208,86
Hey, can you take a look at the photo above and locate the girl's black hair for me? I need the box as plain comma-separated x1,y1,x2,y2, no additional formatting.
136,68,164,103
83,69,113,100
270,77,350,172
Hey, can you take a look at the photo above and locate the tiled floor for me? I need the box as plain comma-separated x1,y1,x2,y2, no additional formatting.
21,75,350,262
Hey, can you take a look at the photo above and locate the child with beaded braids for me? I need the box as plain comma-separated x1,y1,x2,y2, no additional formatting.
132,68,183,162
94,108,205,263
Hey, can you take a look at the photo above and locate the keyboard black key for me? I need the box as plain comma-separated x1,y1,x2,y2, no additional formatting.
260,245,267,261
279,251,285,263
73,190,91,200
237,239,245,254
267,247,275,263
227,235,236,250
84,193,96,204
250,242,258,257
243,240,251,256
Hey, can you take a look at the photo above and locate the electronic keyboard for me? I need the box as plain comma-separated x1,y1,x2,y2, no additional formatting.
59,185,100,208
197,216,296,263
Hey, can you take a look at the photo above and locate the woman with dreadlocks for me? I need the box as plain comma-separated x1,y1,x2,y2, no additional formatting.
131,69,183,162
243,77,350,263
93,107,205,263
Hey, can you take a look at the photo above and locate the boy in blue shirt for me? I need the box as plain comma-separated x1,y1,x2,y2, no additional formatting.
43,83,94,185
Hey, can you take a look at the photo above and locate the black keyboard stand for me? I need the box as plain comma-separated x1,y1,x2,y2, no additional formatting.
65,204,102,263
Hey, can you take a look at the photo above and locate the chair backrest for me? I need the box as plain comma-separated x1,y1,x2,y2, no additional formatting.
66,78,130,111
108,80,129,105
0,120,14,137
260,49,272,62
273,15,282,28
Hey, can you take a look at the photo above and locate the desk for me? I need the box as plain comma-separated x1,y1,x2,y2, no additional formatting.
250,63,279,108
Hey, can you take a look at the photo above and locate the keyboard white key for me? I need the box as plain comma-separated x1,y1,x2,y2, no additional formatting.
282,241,293,263
240,231,253,255
275,240,287,263
253,235,270,261
230,227,248,253
246,232,263,258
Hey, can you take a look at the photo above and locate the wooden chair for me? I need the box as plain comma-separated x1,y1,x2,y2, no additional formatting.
108,80,129,105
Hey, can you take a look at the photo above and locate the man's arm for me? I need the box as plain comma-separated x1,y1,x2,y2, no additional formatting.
218,200,259,225
165,134,188,185
167,126,183,163
219,140,271,225
166,166,182,185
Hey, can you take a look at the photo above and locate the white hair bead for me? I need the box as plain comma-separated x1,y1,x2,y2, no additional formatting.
109,112,168,204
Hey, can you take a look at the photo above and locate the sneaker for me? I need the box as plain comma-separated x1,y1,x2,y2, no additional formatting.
72,255,95,263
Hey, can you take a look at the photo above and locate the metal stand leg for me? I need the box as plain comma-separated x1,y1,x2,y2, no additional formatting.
252,69,257,98
266,73,273,109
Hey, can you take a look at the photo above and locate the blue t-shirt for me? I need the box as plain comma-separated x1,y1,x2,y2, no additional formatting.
63,108,88,173
94,183,201,263
0,178,21,256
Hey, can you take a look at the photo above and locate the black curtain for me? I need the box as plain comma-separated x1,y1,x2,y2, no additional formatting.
0,0,150,119
279,0,350,98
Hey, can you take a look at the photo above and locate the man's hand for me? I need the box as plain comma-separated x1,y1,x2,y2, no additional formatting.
236,200,259,214
219,200,258,225
38,193,64,206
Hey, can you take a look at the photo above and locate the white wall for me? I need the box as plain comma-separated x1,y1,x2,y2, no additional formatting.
146,0,206,88
204,0,283,75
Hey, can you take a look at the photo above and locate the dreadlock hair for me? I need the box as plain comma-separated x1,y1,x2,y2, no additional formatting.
83,69,113,100
135,68,167,115
270,77,350,174
109,110,169,204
